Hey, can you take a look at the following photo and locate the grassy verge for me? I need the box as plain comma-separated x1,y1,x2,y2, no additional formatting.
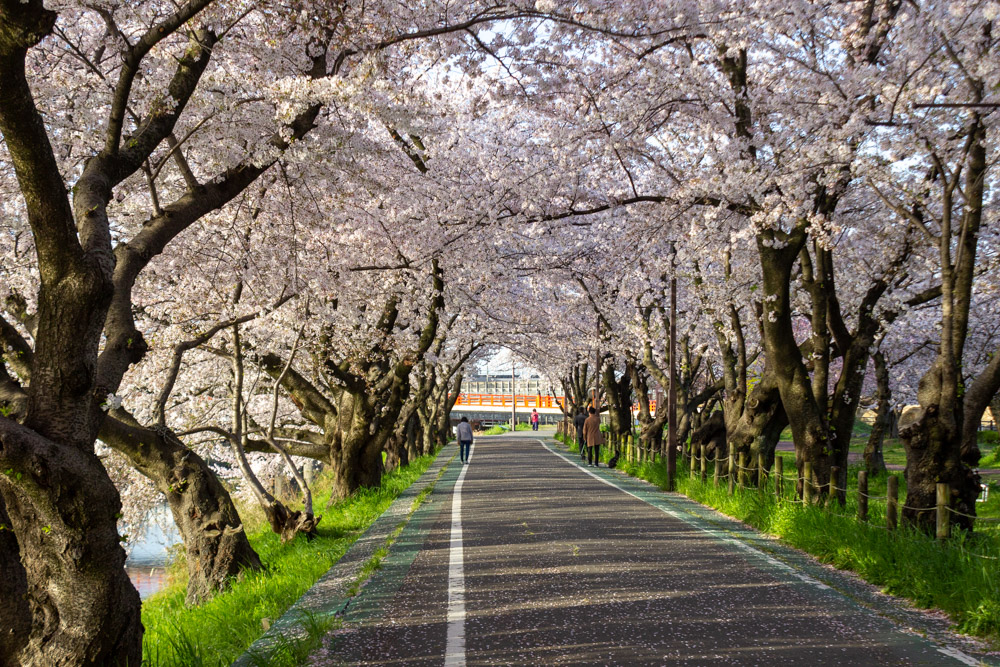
843,436,999,470
610,451,1000,644
141,454,436,666
554,431,579,452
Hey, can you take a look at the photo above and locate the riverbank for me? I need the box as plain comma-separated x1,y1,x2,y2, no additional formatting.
140,454,437,666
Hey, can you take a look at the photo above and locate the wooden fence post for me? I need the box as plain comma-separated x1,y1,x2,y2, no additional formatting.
700,444,707,482
738,452,747,489
828,466,840,507
757,451,766,490
857,470,868,522
803,461,814,504
936,483,950,540
887,475,898,531
690,444,698,480
775,455,783,499
714,450,721,487
728,449,735,496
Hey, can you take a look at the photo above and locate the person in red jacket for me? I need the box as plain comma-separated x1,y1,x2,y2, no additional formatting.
530,409,540,431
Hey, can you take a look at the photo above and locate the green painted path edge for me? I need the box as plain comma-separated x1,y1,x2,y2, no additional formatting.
543,438,997,667
231,449,458,667
340,455,464,626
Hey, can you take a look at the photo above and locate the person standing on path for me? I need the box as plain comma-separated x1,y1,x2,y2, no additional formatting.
456,416,474,464
582,406,603,467
530,409,540,431
574,409,587,460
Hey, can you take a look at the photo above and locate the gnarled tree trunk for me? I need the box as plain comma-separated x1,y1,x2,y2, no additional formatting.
327,394,387,501
723,370,788,488
0,420,142,666
899,364,978,531
863,351,890,477
602,361,633,453
99,414,262,604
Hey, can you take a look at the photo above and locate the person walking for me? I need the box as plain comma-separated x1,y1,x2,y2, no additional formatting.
530,409,540,431
456,416,474,464
574,409,587,460
582,406,603,467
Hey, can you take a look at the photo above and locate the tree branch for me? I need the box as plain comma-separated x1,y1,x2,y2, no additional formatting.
154,293,295,425
104,0,216,155
0,315,33,382
0,0,82,277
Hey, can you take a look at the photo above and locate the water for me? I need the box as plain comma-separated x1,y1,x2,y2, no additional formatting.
127,566,169,599
125,503,181,599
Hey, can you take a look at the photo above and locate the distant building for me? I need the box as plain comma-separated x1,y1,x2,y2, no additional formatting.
460,373,556,396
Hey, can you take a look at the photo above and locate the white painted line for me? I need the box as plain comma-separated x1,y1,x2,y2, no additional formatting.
936,646,981,666
445,443,473,666
540,440,982,667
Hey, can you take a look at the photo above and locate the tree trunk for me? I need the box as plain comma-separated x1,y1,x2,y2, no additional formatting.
989,393,1000,431
900,359,980,532
384,430,408,472
327,394,386,502
99,415,262,604
689,411,726,467
602,362,632,453
722,371,787,489
436,372,464,448
417,404,437,457
0,495,29,665
159,449,265,601
758,229,831,501
0,420,142,666
405,411,421,463
863,352,890,477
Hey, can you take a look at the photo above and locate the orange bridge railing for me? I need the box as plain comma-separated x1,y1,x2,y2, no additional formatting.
452,393,657,413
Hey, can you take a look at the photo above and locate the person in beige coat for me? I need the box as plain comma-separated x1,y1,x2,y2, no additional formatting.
582,406,604,467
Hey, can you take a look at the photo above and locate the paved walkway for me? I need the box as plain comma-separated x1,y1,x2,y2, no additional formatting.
317,433,991,665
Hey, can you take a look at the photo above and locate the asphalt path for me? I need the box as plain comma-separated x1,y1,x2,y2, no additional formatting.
324,433,987,666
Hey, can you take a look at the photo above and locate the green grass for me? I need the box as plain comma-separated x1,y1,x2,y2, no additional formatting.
141,454,436,666
554,431,579,452
242,610,341,667
845,435,999,469
778,417,999,470
980,447,1000,468
614,453,1000,644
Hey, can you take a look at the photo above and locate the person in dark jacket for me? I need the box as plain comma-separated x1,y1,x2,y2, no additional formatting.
582,407,603,467
573,409,587,460
456,416,474,464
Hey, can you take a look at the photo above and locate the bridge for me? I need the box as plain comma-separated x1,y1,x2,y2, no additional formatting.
451,393,658,424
